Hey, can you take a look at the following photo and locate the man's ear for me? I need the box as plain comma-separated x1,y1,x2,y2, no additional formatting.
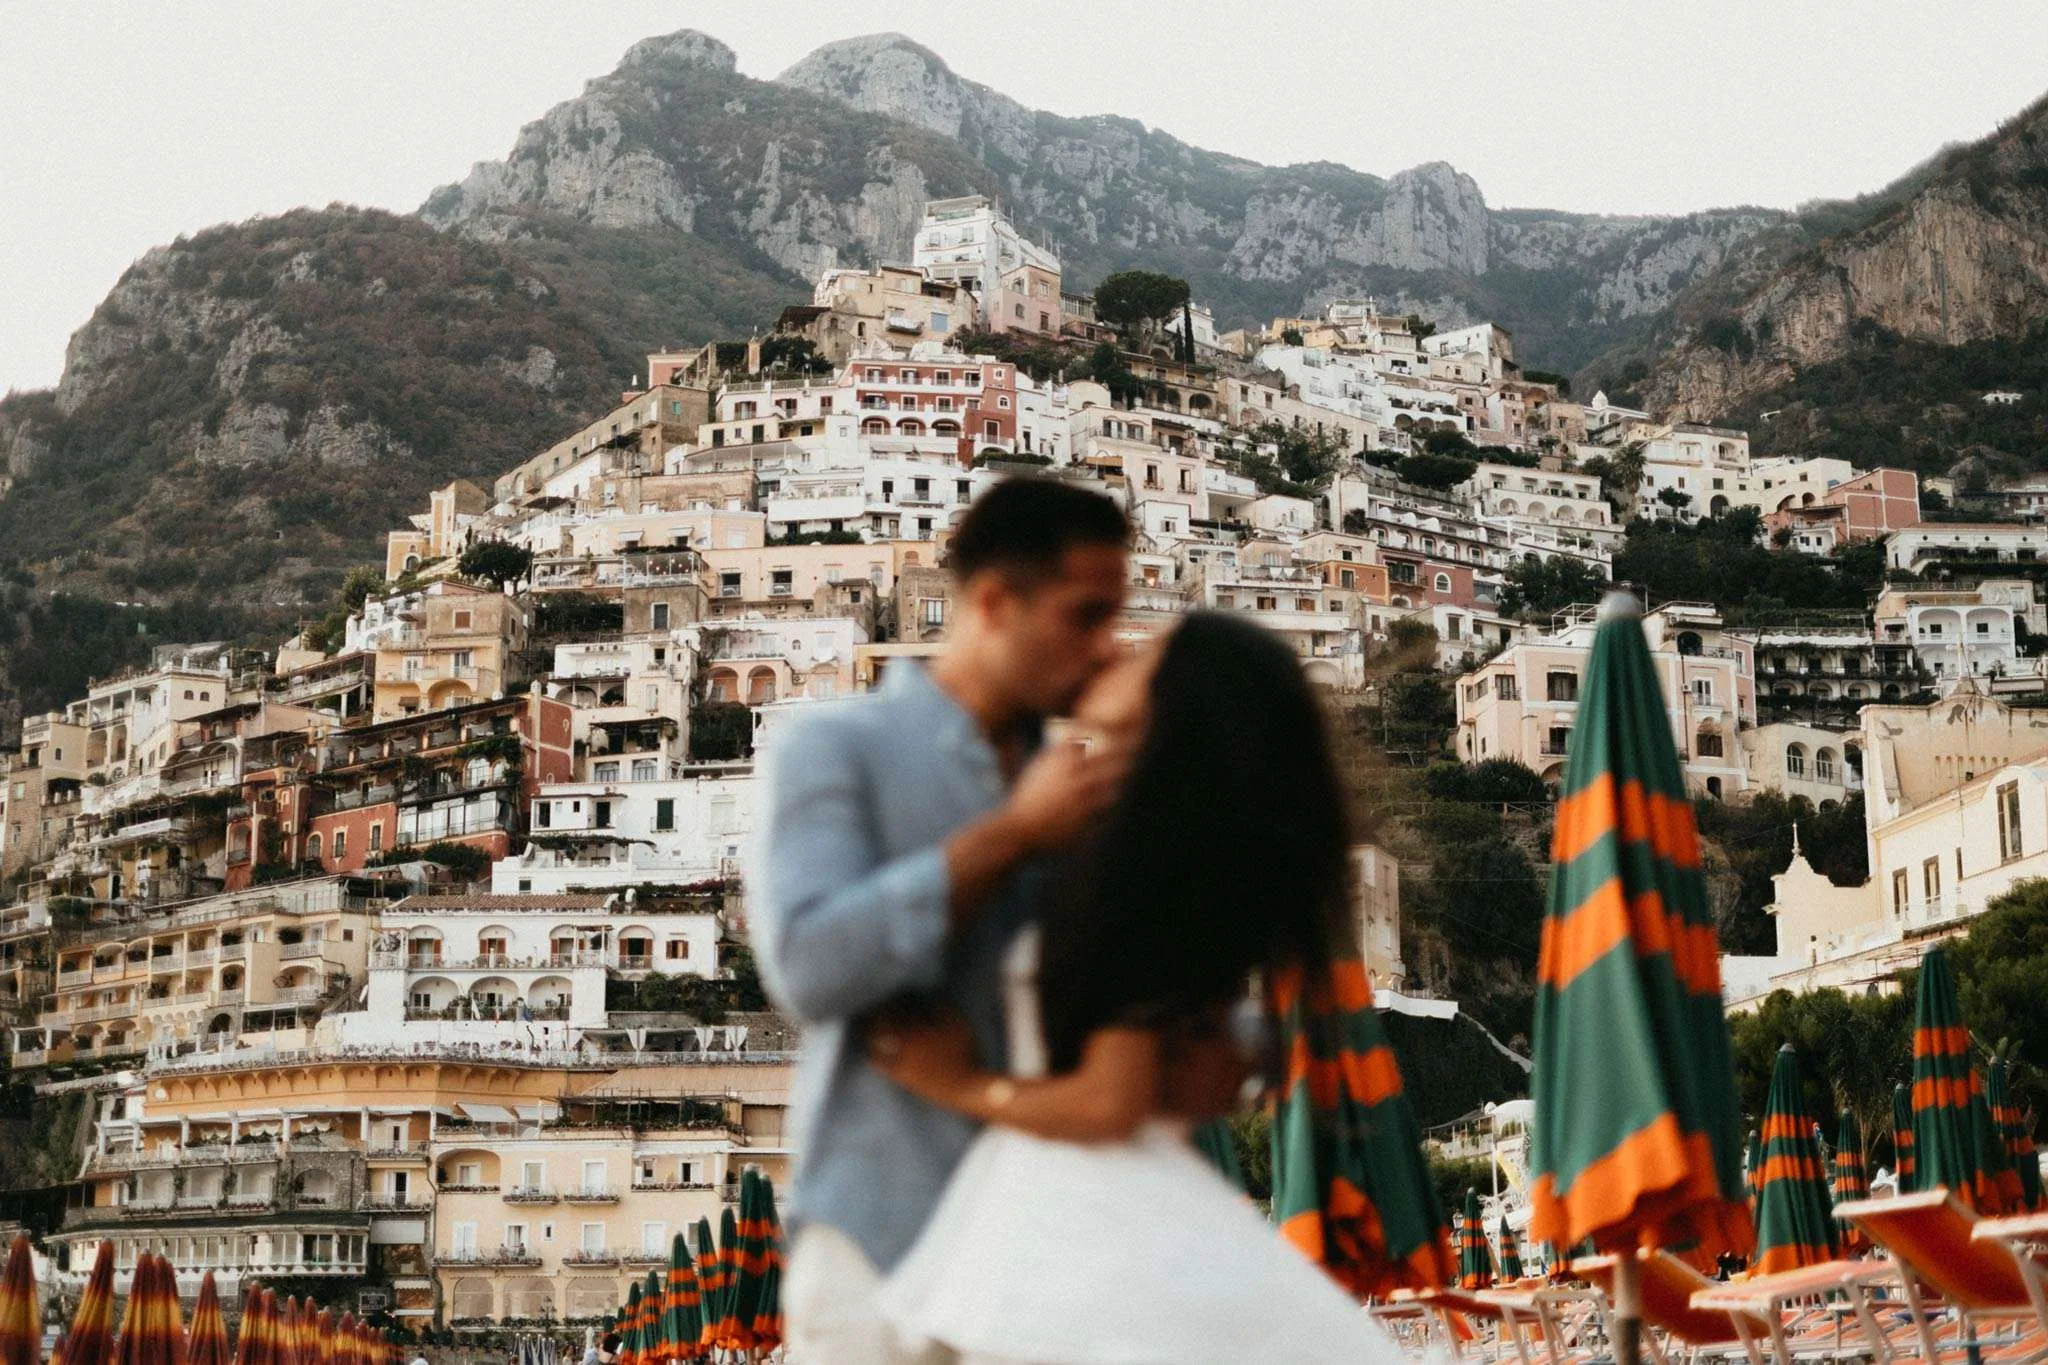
962,571,1012,627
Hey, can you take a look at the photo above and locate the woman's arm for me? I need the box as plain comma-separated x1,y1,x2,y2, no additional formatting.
870,1015,1161,1144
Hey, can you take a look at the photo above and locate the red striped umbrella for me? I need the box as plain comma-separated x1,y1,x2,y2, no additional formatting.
183,1276,227,1365
1527,595,1753,1364
0,1235,38,1365
114,1255,185,1365
55,1242,116,1365
1752,1045,1839,1274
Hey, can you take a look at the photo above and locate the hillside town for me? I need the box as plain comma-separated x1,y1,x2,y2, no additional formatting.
4,190,2047,1337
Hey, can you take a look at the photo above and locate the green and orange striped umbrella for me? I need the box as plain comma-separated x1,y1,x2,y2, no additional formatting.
615,1281,641,1365
1911,946,2014,1214
707,1210,741,1351
756,1175,787,1351
661,1231,703,1362
1832,1109,1870,1252
1744,1128,1762,1212
1269,954,1453,1298
1990,1041,2042,1211
55,1241,117,1365
687,1219,718,1353
1752,1045,1839,1274
0,1235,39,1365
1457,1189,1495,1289
1526,595,1752,1361
184,1275,227,1365
1891,1083,1915,1190
1497,1218,1525,1281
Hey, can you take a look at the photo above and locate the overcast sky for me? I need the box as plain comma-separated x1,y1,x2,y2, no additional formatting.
6,1,2047,394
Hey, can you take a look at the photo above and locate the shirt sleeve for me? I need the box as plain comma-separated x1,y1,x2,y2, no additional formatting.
751,713,953,1023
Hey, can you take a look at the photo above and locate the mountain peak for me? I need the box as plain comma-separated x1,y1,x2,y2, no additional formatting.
616,29,737,79
776,33,971,139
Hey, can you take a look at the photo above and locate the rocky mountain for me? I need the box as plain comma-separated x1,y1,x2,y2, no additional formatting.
1612,94,2048,420
427,30,1786,371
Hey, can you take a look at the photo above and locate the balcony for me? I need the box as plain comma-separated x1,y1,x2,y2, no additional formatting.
631,1180,714,1193
359,1193,428,1212
503,1186,558,1204
278,942,326,961
561,1249,622,1266
435,1184,498,1195
562,1186,619,1204
365,1141,430,1160
438,1247,541,1268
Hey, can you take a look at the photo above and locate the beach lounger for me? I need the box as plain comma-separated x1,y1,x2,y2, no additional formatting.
1576,1252,1771,1365
1840,1190,2046,1365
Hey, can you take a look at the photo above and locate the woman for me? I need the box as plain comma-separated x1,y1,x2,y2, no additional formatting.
868,612,1403,1364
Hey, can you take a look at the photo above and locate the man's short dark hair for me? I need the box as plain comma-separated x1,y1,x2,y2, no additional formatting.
949,477,1128,585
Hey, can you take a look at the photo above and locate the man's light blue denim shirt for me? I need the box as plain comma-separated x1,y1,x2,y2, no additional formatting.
752,662,1039,1271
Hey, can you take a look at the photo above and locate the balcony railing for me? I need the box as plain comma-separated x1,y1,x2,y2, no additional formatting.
561,1250,621,1266
563,1186,619,1203
503,1186,558,1203
359,1193,429,1211
438,1248,541,1267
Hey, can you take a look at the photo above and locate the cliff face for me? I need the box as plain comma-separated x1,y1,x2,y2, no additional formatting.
1639,99,2048,419
429,30,1786,371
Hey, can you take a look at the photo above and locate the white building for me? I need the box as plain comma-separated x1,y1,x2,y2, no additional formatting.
1887,523,2048,573
346,891,725,1049
912,196,1060,330
494,772,755,895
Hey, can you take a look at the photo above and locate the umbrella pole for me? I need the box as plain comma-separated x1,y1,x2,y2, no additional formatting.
1613,1252,1644,1365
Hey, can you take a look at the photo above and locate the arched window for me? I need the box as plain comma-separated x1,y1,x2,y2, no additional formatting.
306,832,322,863
1433,573,1451,592
1815,748,1838,782
1785,743,1808,778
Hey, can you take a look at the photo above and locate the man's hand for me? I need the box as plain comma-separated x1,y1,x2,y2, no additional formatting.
1002,739,1129,853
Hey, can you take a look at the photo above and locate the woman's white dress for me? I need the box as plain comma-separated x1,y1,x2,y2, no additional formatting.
876,932,1404,1365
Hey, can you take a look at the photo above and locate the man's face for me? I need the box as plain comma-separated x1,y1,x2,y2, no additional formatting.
985,543,1129,716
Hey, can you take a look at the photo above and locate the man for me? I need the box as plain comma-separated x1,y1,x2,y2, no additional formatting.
755,477,1132,1361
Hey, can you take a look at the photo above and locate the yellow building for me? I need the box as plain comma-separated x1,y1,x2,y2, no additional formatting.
371,582,530,722
14,877,376,1071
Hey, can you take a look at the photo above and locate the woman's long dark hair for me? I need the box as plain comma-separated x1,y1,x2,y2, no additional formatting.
1037,611,1353,1072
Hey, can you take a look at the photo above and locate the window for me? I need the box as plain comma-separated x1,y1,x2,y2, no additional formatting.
1691,678,1713,704
504,1223,528,1254
593,761,619,783
1815,749,1837,782
520,1161,544,1191
1494,675,1518,701
1434,573,1452,592
581,1160,606,1195
580,1223,605,1255
453,610,472,631
594,800,613,829
306,833,322,862
651,602,670,630
632,758,657,782
1999,781,2024,862
332,829,347,860
654,798,675,832
453,1223,478,1255
642,1222,668,1255
1784,744,1806,778
666,939,689,960
922,598,945,628
1546,672,1578,703
535,801,551,829
1924,857,1942,914
1696,730,1724,758
1978,621,1992,636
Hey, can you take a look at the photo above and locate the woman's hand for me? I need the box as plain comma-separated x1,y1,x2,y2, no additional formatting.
868,1009,980,1108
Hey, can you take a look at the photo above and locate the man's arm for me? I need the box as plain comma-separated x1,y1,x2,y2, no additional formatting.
752,717,956,1024
754,717,1126,1025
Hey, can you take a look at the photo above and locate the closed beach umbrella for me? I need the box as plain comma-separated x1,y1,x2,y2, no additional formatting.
756,1176,787,1351
1752,1046,1840,1274
114,1254,184,1365
661,1232,702,1362
707,1210,740,1351
1892,1083,1916,1190
688,1220,718,1353
56,1242,117,1365
616,1281,641,1365
1833,1109,1870,1252
1990,1041,2042,1211
1745,1128,1762,1212
1269,954,1454,1297
1458,1189,1495,1289
1497,1219,1525,1281
184,1276,227,1365
637,1273,661,1362
0,1235,39,1365
1527,594,1753,1364
1911,946,2013,1213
